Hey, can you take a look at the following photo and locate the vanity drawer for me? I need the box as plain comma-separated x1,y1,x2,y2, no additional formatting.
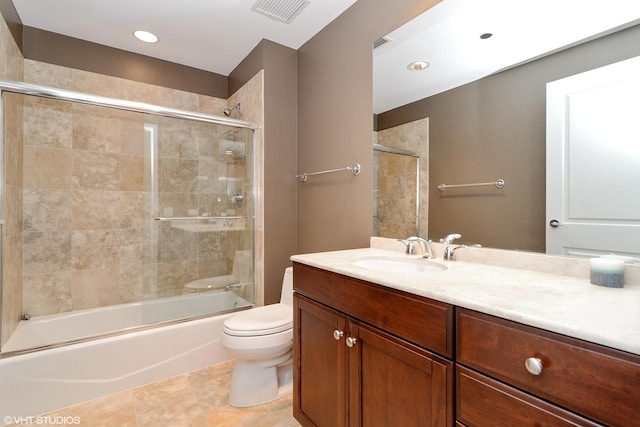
456,366,601,427
293,262,453,357
456,308,640,427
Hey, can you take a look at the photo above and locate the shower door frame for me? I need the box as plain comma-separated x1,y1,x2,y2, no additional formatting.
0,80,259,354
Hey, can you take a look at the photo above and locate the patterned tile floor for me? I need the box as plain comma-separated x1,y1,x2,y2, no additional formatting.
20,361,300,427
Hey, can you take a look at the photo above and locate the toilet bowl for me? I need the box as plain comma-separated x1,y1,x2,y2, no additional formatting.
221,267,294,407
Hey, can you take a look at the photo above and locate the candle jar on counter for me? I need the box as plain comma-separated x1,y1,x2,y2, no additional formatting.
590,257,625,288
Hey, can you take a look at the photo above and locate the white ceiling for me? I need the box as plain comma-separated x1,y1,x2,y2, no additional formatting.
12,0,357,76
373,0,640,114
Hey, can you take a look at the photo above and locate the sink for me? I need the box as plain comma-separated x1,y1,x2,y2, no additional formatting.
351,257,447,273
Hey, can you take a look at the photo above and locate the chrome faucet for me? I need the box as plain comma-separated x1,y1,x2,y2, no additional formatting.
440,233,463,260
224,283,242,292
397,236,435,259
443,244,481,260
444,245,466,260
440,233,462,245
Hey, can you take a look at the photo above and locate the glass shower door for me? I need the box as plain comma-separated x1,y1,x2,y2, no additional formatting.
142,114,255,325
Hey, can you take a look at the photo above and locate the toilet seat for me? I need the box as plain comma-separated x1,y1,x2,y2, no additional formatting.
223,303,292,337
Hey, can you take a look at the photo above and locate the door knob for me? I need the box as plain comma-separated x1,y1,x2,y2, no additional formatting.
549,219,560,228
333,330,344,340
346,337,358,348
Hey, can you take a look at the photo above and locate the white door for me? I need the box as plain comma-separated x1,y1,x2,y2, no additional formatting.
546,55,640,258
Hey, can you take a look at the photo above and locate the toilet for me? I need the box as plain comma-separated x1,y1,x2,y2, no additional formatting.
221,267,294,407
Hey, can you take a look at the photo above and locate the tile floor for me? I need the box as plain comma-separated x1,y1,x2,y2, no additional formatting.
18,361,300,427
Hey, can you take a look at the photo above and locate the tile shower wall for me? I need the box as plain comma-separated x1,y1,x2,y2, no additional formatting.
22,99,148,314
373,118,429,239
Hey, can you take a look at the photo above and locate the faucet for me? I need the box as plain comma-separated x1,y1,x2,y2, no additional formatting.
224,283,242,292
397,236,435,259
440,233,462,245
443,244,481,260
443,245,466,260
440,233,463,260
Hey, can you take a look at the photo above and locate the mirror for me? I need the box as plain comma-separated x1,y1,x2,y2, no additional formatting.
372,0,640,254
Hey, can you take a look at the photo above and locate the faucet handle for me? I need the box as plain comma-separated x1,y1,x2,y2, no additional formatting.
440,233,462,244
397,239,416,254
405,236,435,259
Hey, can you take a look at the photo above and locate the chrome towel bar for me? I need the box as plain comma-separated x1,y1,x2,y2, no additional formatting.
296,163,361,182
437,179,505,192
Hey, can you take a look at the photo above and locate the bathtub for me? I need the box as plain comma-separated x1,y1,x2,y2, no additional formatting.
0,291,252,420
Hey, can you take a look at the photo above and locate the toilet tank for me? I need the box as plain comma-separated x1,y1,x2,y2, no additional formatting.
280,267,294,307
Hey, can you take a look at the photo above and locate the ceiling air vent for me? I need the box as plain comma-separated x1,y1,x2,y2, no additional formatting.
251,0,311,24
373,36,392,50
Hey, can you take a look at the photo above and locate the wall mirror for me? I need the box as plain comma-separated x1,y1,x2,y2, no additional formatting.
372,0,640,256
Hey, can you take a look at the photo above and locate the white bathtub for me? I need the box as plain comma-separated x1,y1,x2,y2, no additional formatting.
0,291,252,420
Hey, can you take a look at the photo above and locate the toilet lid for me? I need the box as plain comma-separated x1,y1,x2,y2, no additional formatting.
223,303,292,337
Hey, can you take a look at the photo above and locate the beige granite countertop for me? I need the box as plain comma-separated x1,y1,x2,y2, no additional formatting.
291,239,640,356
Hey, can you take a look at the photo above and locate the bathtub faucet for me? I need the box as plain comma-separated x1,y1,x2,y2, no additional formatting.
224,283,242,292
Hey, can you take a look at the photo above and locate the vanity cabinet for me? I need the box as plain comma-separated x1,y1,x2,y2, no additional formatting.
293,262,454,427
456,308,640,427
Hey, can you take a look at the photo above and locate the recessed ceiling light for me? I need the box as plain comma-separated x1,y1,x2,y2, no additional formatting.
407,61,430,71
133,30,159,44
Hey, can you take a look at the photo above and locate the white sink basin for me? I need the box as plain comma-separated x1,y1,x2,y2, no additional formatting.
352,257,447,274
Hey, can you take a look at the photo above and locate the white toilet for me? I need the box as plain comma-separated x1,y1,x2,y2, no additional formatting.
221,267,294,407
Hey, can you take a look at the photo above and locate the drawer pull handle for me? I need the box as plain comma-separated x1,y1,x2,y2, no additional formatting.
333,330,344,340
525,357,544,375
346,337,358,348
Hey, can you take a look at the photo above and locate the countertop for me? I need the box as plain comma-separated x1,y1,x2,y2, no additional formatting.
291,245,640,356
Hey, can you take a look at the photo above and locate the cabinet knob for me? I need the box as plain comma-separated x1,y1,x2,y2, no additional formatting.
525,357,544,375
346,337,358,348
333,330,344,340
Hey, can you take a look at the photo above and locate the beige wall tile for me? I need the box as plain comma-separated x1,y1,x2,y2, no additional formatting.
71,267,121,310
23,60,73,89
23,272,72,316
72,150,120,190
23,97,73,148
23,230,72,275
72,104,123,153
72,229,119,271
158,158,198,193
24,146,72,189
23,189,72,233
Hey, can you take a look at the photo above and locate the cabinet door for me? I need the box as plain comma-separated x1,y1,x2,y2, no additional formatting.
294,295,348,427
348,321,453,427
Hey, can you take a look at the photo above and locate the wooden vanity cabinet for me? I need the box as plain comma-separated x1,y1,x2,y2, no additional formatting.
456,308,640,427
293,263,454,427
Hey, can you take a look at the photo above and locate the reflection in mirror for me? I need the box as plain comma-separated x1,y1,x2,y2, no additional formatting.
372,119,428,239
372,0,640,254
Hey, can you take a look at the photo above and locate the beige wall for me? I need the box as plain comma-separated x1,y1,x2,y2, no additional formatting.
230,40,297,304
296,0,440,254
